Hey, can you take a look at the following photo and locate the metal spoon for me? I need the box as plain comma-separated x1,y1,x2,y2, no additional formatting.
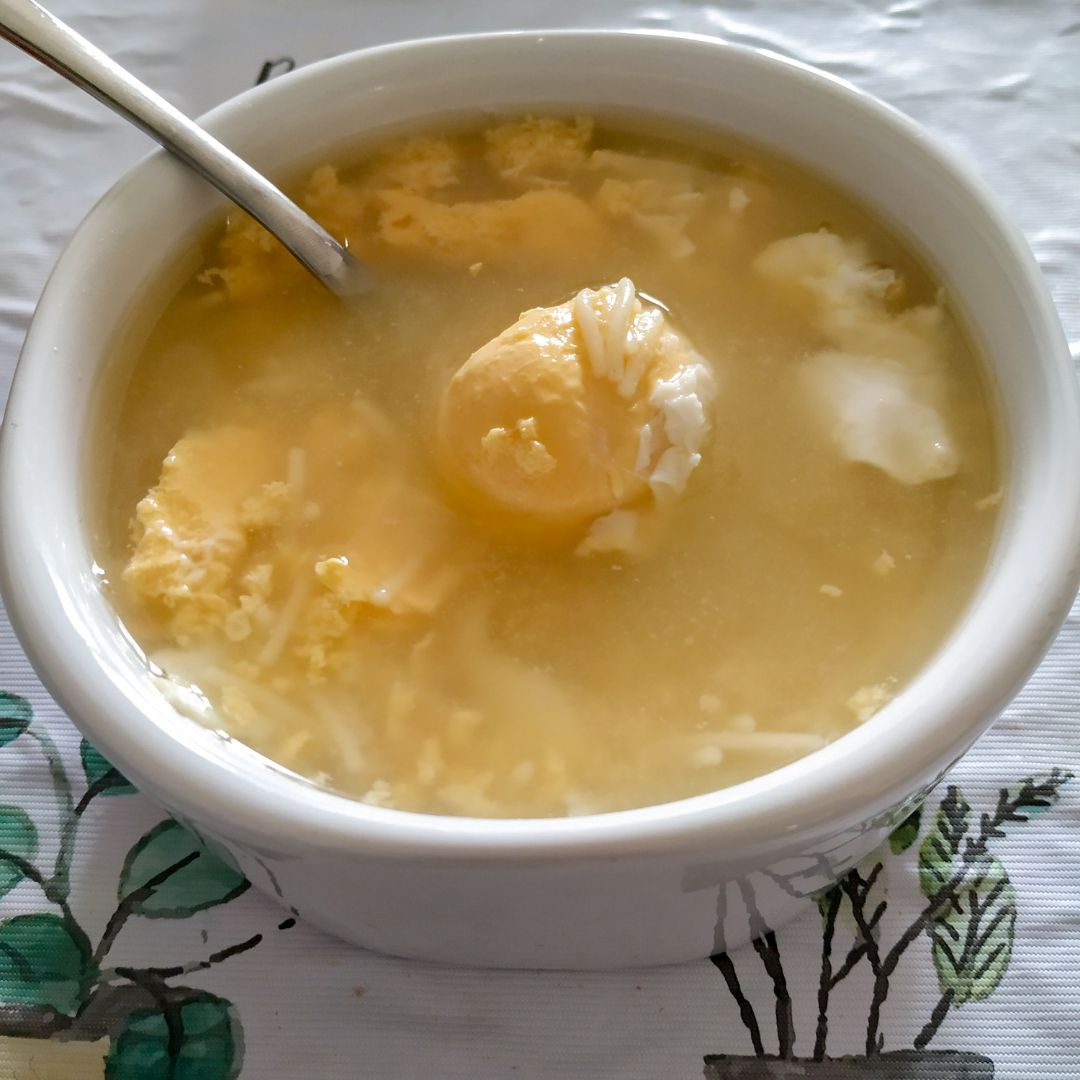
0,0,369,296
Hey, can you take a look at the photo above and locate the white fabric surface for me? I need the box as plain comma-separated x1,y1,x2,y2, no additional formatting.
0,2,1078,1077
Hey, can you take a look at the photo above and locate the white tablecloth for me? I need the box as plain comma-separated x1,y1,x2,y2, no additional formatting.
0,2,1077,1077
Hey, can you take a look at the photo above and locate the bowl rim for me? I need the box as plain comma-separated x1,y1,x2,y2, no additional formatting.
2,28,1079,860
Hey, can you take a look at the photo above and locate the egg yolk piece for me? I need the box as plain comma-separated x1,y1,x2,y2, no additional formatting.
436,278,717,542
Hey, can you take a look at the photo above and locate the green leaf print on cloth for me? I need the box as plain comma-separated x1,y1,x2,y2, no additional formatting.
118,820,249,919
80,740,136,798
0,806,38,899
887,808,922,856
105,993,241,1080
0,692,32,748
918,787,970,898
0,912,96,1015
928,854,1015,1005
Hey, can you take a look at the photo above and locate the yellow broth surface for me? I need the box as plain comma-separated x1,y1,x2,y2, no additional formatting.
98,116,1000,817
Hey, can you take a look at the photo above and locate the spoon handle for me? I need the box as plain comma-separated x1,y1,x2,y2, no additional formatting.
0,0,367,296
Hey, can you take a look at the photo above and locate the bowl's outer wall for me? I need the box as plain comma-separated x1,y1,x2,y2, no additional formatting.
1,32,1078,967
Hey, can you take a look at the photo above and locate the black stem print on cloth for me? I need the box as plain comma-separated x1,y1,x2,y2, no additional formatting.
710,952,766,1057
0,849,78,927
75,767,133,815
914,988,955,1051
841,867,887,1055
92,849,203,966
704,769,1072,1077
739,880,795,1057
0,690,291,1077
813,886,841,1061
123,932,265,980
752,931,794,1058
28,728,77,899
256,56,295,84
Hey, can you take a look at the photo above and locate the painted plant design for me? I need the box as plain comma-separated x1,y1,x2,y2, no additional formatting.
704,769,1072,1078
0,690,268,1078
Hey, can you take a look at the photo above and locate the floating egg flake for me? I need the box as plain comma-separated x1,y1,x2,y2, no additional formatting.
754,230,960,487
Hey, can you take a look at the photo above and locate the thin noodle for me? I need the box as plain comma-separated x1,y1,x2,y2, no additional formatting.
604,277,636,379
256,571,312,667
573,290,605,376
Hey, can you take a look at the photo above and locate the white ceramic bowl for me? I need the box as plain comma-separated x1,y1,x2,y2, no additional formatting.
2,31,1079,969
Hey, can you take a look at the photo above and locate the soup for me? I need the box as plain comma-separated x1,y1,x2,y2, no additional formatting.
97,115,1000,817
